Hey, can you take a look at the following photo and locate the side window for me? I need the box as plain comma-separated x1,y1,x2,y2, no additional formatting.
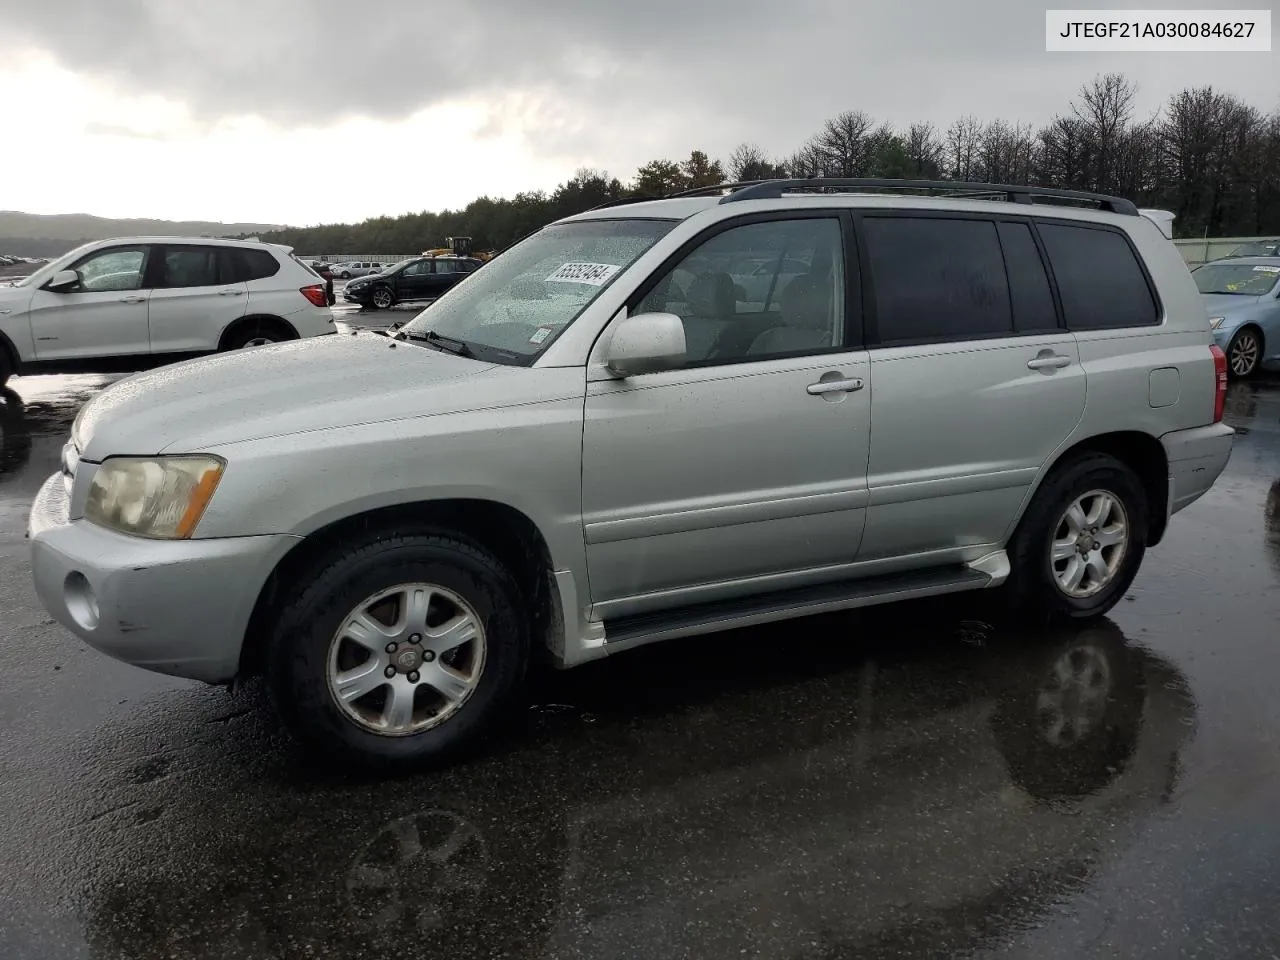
1037,223,1159,330
235,249,281,282
996,222,1058,332
158,246,222,289
70,247,147,293
637,217,846,365
864,216,1012,343
403,260,430,277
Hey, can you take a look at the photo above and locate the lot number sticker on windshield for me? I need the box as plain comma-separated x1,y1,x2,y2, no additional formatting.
1253,265,1280,273
545,262,620,285
529,326,554,345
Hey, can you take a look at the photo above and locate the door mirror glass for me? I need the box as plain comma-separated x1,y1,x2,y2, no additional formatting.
604,312,687,377
46,269,79,293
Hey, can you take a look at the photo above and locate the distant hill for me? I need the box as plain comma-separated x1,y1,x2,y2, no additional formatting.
0,211,288,258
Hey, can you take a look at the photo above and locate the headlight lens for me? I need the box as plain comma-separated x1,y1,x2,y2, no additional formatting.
85,456,225,539
1210,316,1226,330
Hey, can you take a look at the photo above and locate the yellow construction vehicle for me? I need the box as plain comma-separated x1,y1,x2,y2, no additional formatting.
422,237,496,261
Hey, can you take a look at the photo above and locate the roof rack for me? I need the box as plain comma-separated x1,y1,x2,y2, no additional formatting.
715,178,1140,216
585,181,774,211
585,194,665,212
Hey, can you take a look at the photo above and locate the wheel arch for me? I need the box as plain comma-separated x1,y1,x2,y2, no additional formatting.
0,329,18,378
238,498,560,680
218,314,300,350
1012,431,1171,549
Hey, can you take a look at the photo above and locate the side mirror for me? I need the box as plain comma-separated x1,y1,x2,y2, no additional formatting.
604,312,686,377
45,269,79,293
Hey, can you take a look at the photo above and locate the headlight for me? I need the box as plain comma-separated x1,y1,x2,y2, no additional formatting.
1210,316,1226,330
85,456,225,539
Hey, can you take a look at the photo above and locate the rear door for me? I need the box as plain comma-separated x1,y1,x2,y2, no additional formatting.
147,244,247,354
27,244,153,360
855,213,1085,565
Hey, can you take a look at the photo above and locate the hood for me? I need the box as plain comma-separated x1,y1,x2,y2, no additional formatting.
71,332,532,459
1200,293,1263,317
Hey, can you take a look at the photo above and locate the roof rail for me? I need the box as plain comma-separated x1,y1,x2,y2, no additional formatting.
585,195,664,212
716,178,1140,216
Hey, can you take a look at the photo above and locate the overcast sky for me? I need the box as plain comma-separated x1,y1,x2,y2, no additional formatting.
0,0,1274,226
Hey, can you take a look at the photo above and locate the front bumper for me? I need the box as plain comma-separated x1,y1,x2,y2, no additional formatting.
1161,421,1235,517
28,471,299,684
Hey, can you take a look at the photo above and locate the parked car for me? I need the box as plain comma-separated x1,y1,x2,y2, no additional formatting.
0,236,336,385
27,179,1233,772
1192,256,1280,378
331,261,387,279
343,255,483,309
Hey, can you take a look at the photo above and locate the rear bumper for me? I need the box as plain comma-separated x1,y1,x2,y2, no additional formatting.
28,471,299,684
1161,422,1234,517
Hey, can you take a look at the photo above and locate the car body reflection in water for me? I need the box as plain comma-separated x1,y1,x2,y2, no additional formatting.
81,610,1194,960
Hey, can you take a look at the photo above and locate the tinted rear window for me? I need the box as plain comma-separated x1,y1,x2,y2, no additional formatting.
1037,223,1158,329
235,248,281,282
864,216,1012,343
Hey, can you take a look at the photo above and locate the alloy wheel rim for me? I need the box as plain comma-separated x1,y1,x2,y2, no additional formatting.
1230,333,1259,376
326,582,486,736
373,289,393,308
241,336,275,348
1049,489,1129,599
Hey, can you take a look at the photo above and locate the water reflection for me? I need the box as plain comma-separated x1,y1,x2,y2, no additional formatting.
0,386,31,478
77,611,1195,960
1266,477,1280,579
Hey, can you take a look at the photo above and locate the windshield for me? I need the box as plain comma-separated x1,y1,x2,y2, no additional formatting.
1193,262,1280,296
398,218,675,363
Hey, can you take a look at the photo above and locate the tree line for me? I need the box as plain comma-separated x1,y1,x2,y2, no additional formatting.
261,74,1280,254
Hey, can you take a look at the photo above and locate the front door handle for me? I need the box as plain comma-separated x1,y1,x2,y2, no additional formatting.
1027,354,1071,370
217,289,243,296
119,295,146,303
807,377,864,395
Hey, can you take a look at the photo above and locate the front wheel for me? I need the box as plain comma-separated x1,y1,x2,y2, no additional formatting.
1227,327,1262,379
0,350,10,388
1005,453,1148,620
370,286,395,310
265,530,530,771
338,270,351,280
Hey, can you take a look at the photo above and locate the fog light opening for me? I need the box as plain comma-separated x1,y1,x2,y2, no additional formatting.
64,572,99,631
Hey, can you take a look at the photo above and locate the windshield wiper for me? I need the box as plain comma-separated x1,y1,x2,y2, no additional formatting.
403,329,474,357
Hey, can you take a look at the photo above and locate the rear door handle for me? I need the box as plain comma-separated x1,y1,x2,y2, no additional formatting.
1027,354,1071,370
119,295,146,303
807,377,864,395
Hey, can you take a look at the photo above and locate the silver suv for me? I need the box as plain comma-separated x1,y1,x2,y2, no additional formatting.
28,179,1234,772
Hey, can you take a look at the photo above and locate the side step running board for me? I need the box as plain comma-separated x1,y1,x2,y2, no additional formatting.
603,563,994,650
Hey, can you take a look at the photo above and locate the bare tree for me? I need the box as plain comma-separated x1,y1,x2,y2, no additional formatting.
904,122,944,178
727,142,788,181
1071,72,1139,192
806,111,889,177
944,116,981,181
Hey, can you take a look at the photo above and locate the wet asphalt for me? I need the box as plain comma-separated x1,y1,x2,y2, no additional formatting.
1,370,1279,960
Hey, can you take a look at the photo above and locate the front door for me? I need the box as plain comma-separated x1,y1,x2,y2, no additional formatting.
398,260,432,300
147,244,248,354
855,214,1086,564
27,244,153,360
581,214,872,619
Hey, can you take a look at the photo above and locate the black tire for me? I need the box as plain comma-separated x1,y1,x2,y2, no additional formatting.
370,286,395,310
1005,452,1148,620
0,348,10,388
1226,326,1262,379
338,270,351,280
265,529,530,772
223,322,287,351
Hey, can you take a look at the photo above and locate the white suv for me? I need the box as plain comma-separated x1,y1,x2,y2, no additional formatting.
332,261,386,279
0,237,335,386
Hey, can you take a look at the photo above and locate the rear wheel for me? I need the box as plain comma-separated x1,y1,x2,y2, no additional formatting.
265,529,530,771
1005,453,1148,620
1227,326,1262,379
223,321,289,350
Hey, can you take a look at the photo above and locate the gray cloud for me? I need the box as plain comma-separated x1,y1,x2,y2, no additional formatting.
3,0,1275,179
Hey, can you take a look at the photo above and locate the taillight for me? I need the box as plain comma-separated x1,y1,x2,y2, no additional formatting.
1210,343,1228,422
300,284,328,308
